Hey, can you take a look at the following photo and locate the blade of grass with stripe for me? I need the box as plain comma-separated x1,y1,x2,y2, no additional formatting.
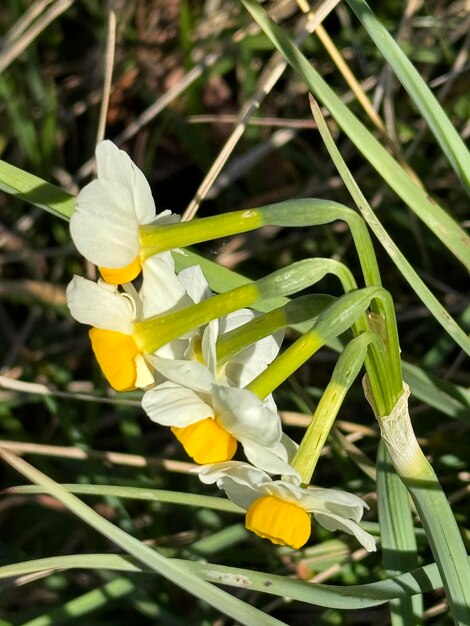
0,158,74,220
307,94,470,356
346,0,470,194
0,448,286,626
1,550,467,610
377,441,423,626
7,484,243,513
240,0,470,271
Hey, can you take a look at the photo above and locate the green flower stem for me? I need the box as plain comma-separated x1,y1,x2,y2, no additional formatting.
139,198,381,288
291,333,374,484
248,286,395,416
247,329,326,398
216,294,335,365
134,259,343,354
142,197,401,407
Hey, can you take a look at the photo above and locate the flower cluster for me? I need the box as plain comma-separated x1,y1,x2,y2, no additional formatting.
67,140,376,552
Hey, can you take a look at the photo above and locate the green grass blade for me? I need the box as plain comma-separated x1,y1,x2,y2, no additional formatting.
7,484,243,513
0,159,74,220
377,441,423,626
18,577,136,626
0,449,286,626
0,552,461,610
240,0,470,270
346,0,470,194
308,95,470,356
402,362,470,423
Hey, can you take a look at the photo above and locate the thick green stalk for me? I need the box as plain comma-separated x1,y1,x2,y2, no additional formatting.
366,383,470,626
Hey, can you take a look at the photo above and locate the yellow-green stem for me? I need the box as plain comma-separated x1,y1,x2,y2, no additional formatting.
134,283,259,354
247,330,325,399
292,380,347,484
292,333,373,483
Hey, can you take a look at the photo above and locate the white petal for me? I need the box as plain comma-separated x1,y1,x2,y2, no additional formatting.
177,265,211,304
71,179,139,267
239,330,284,363
66,276,134,333
279,433,299,463
324,491,369,523
212,385,282,446
314,512,377,552
228,332,284,386
263,481,306,505
241,440,299,476
154,338,189,360
141,256,190,317
196,461,271,510
142,381,214,427
201,319,218,373
300,488,368,522
196,461,252,485
219,309,257,334
146,355,214,393
154,209,180,226
219,309,284,385
263,393,278,413
95,141,155,224
134,354,155,389
218,476,263,510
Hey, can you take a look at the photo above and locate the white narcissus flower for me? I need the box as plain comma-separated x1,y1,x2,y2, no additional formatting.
70,140,176,284
66,258,194,391
197,461,376,552
144,382,297,474
142,266,292,471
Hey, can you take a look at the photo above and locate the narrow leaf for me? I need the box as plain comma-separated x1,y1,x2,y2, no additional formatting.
240,0,470,270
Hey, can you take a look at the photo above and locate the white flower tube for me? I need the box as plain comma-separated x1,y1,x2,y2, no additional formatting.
197,461,376,551
70,140,177,284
